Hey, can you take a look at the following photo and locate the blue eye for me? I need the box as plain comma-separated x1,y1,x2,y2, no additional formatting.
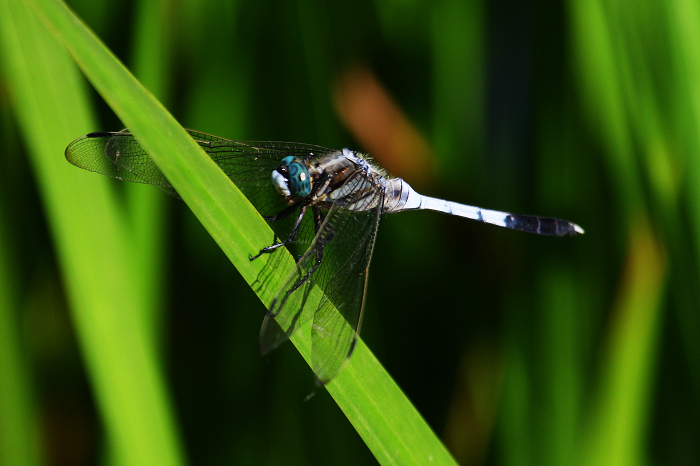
273,156,311,198
286,162,311,197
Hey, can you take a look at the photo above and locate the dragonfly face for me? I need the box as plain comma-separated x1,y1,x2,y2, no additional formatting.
272,155,312,199
65,129,583,384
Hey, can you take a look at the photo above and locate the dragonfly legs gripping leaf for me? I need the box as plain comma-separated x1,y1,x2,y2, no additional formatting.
249,204,308,260
272,237,325,317
252,204,330,317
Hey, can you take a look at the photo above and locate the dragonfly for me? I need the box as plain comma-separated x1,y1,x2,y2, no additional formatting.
65,129,584,384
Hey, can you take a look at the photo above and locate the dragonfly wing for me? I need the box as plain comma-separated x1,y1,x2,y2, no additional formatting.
65,130,340,245
310,198,382,384
260,170,384,384
65,130,178,196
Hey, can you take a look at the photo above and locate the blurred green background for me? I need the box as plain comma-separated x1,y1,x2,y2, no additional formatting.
1,0,698,464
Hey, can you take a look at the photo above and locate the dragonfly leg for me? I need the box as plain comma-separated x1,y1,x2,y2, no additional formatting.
250,205,307,261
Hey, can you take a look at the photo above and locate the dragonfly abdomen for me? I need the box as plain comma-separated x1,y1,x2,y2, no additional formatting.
504,214,582,236
380,178,584,236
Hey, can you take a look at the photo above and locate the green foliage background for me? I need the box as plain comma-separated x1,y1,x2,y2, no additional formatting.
0,0,697,464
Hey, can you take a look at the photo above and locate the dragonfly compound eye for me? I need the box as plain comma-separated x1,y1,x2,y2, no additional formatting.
271,156,311,198
286,162,311,197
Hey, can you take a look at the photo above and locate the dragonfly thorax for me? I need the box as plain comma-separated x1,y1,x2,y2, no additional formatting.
271,155,312,199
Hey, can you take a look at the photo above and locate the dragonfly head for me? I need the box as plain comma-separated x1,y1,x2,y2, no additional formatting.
271,156,312,199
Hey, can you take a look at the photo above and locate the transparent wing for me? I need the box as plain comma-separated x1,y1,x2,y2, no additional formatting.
65,129,341,245
259,171,383,384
